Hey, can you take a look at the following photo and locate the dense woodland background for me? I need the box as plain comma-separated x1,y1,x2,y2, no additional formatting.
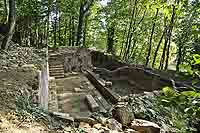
0,0,199,71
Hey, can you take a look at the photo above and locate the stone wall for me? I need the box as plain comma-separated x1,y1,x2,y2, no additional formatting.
90,50,128,70
49,48,191,92
50,47,93,73
63,48,92,72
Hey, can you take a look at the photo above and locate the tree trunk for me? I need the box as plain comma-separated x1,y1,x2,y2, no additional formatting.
107,24,115,54
119,25,128,57
129,39,137,59
145,8,159,66
136,43,145,64
176,45,182,72
71,16,75,46
46,0,51,46
83,15,88,47
1,0,16,50
53,5,58,47
58,8,61,46
164,5,176,70
159,33,168,70
123,0,137,60
131,42,139,62
68,17,72,46
53,20,57,47
4,0,8,22
63,19,68,46
76,2,85,46
152,32,164,68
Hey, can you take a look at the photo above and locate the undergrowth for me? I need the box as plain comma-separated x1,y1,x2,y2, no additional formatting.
15,95,66,130
129,88,200,133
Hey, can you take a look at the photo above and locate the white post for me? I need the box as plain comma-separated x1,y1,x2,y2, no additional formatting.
38,63,49,110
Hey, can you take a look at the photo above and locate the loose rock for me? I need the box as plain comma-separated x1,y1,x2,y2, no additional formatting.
124,129,139,133
106,118,122,132
79,122,91,129
130,119,160,133
93,123,102,129
105,81,112,87
112,103,134,126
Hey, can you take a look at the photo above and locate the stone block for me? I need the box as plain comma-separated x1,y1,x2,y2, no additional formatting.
85,95,99,112
105,81,112,87
130,119,160,133
74,87,83,92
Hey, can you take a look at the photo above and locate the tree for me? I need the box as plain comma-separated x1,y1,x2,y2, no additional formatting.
145,8,159,66
1,0,16,50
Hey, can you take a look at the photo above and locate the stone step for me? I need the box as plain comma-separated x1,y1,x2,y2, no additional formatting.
49,64,64,69
49,66,64,69
52,75,65,79
49,61,63,65
50,73,65,77
49,67,64,71
49,68,64,72
49,59,63,63
50,71,64,74
50,70,64,72
49,57,63,60
49,64,64,67
49,69,64,73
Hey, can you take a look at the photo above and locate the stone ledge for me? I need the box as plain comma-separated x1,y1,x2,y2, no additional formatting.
85,94,100,112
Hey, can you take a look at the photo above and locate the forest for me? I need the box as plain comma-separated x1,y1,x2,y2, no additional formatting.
0,0,200,132
0,0,199,70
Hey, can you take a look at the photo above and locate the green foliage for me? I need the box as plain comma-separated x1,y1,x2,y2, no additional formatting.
193,54,200,65
15,95,65,129
1,0,199,70
130,86,200,132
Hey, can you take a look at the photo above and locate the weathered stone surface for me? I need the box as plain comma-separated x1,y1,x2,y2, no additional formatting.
124,129,139,133
130,119,160,133
93,123,102,129
74,87,83,92
153,90,161,96
22,64,36,69
84,127,99,133
85,94,100,112
63,48,92,72
74,117,98,125
86,70,120,104
79,122,91,129
143,91,154,97
105,81,112,87
106,119,122,132
98,117,108,125
112,103,134,126
100,126,111,132
64,127,72,132
49,77,55,81
50,112,74,122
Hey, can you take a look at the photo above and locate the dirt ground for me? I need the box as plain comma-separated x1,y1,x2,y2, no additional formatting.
0,69,49,132
49,73,111,117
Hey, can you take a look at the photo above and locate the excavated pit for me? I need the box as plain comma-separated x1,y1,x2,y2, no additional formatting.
47,47,175,117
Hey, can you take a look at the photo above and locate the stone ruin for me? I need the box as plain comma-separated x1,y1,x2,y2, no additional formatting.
48,47,192,97
46,47,196,132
